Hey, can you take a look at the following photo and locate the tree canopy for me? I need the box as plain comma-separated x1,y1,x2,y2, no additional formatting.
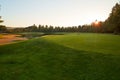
0,16,3,23
104,3,120,34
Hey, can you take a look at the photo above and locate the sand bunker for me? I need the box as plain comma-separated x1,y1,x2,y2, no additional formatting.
0,34,28,45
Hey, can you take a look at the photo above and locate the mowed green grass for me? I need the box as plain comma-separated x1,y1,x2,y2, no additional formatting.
0,33,120,80
43,33,120,54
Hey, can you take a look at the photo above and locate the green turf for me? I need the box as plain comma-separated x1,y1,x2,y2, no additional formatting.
0,33,120,80
43,33,120,55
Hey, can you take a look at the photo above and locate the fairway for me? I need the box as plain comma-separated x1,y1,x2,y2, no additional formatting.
0,33,120,80
43,33,120,54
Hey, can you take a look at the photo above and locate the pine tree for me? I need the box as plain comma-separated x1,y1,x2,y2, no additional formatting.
105,3,120,34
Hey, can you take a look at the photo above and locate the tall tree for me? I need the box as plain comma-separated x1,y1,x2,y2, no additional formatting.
105,3,120,33
0,25,7,33
0,16,3,23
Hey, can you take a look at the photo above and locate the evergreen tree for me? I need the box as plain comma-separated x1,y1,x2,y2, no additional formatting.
105,3,120,34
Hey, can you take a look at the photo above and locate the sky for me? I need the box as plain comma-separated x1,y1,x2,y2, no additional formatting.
0,0,119,27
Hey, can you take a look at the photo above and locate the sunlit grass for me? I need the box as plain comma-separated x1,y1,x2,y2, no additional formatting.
43,33,120,55
0,33,120,80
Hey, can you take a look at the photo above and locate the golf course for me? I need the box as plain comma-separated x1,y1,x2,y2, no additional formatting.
0,33,120,80
0,0,120,80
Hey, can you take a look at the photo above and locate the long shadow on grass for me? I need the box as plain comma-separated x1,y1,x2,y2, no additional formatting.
0,38,120,80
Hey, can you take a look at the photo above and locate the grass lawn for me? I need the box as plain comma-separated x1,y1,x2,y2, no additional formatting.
0,33,120,80
43,33,120,55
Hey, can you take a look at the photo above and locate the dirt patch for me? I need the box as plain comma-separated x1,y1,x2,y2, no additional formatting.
0,34,28,45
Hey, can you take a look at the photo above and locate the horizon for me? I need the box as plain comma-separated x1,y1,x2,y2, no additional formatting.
0,0,119,27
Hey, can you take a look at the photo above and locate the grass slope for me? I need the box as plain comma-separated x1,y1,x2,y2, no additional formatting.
0,33,120,80
43,33,120,54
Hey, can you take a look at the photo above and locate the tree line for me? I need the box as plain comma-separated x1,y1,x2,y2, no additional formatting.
0,3,120,34
1,23,104,33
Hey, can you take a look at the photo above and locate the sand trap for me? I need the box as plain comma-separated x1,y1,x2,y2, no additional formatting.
0,34,28,45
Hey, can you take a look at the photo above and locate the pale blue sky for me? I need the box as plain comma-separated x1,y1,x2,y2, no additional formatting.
0,0,119,27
